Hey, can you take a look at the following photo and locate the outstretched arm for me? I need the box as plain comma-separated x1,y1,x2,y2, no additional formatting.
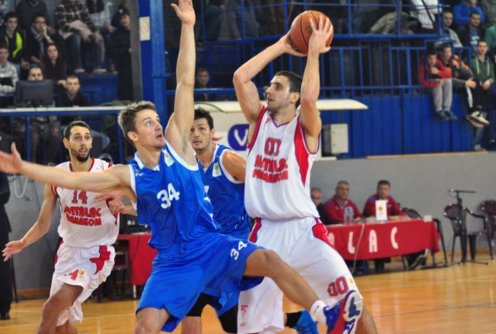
233,34,304,132
0,144,130,194
299,16,333,152
165,0,196,160
2,185,56,261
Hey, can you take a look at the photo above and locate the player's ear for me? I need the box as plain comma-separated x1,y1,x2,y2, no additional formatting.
290,92,300,105
62,137,70,149
127,131,138,143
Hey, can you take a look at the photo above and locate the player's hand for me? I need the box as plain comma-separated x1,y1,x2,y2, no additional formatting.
277,33,306,57
2,239,27,261
96,191,135,215
171,0,195,26
308,15,332,55
0,143,24,174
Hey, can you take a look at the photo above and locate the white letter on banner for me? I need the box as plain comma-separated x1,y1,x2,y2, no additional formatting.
369,230,378,253
327,232,335,246
391,227,399,249
347,232,355,254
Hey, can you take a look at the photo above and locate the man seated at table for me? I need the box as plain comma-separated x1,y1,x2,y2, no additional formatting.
363,180,405,272
324,180,362,225
310,186,331,225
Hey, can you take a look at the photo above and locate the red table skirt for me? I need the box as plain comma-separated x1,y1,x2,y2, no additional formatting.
326,219,440,260
118,233,156,286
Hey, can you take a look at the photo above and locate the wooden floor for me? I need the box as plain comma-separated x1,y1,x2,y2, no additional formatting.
2,257,496,333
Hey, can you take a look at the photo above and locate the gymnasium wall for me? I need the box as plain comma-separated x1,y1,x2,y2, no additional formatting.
7,152,496,292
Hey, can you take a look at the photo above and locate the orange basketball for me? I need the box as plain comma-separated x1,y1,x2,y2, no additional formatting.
288,10,333,54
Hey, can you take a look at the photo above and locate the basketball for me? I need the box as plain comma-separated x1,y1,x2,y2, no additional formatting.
288,10,333,54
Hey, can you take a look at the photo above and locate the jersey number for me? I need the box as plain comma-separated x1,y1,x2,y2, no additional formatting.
157,183,180,209
230,241,248,261
71,190,88,204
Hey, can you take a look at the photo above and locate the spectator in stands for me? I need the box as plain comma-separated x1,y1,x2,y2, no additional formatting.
15,0,49,32
419,48,457,121
0,43,17,96
458,11,485,52
55,0,104,74
469,39,494,149
453,0,485,27
87,0,114,72
484,21,496,50
0,12,28,70
443,10,463,46
195,67,214,101
438,44,478,121
480,0,496,27
252,0,284,35
310,187,331,225
24,14,56,67
111,0,129,28
410,0,440,33
108,12,131,101
0,0,6,27
55,75,87,109
18,65,62,163
323,181,362,225
363,180,404,272
42,43,68,93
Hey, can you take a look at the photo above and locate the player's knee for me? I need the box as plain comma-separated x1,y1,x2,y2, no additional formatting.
135,319,160,334
258,249,284,275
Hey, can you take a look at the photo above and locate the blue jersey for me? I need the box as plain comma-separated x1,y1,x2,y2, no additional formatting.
129,143,220,252
198,144,250,237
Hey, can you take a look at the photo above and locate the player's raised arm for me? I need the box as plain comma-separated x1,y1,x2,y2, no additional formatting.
299,16,332,144
233,33,302,123
165,0,196,156
2,184,57,261
0,143,128,194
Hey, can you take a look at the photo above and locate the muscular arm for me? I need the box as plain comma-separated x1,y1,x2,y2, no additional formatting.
164,1,196,162
233,34,302,142
2,185,57,260
299,17,333,152
221,150,246,182
0,145,131,194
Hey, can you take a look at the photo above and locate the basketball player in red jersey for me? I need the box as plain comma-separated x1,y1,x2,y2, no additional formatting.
233,15,377,334
2,120,118,334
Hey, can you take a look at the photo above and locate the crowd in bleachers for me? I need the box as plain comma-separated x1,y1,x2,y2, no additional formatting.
0,0,131,106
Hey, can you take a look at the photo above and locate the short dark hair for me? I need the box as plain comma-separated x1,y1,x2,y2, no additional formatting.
477,39,487,46
0,43,8,51
66,74,79,82
194,108,214,129
28,65,44,78
118,101,157,145
336,180,349,188
4,12,17,23
64,120,91,139
469,11,481,18
274,70,302,108
32,14,47,23
377,180,391,188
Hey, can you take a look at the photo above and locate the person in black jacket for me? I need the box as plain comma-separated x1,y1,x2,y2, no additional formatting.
109,12,132,101
0,172,11,320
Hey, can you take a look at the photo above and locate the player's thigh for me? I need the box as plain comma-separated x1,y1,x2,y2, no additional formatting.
45,284,83,313
292,238,360,305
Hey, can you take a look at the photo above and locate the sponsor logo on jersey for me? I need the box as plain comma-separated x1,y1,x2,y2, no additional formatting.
164,150,174,166
64,206,103,226
212,163,222,177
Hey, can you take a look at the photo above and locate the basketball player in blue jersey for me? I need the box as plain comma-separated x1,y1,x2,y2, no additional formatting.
183,108,318,334
0,1,356,333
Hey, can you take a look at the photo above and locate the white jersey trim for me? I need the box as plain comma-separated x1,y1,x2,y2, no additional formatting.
165,142,199,171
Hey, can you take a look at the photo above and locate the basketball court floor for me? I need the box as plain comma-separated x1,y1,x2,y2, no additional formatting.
1,254,495,333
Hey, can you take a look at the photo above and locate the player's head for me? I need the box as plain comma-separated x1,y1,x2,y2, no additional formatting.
335,180,350,201
310,186,323,206
190,108,215,153
266,71,302,111
119,100,164,149
63,120,92,162
376,180,391,199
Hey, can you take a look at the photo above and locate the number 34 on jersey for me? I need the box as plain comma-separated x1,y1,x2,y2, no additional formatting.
157,183,180,209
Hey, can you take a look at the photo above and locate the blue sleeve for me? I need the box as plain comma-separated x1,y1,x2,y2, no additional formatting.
453,4,468,26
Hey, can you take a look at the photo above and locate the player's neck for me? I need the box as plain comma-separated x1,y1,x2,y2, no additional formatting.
196,143,215,169
270,107,296,125
136,148,161,169
70,157,93,172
